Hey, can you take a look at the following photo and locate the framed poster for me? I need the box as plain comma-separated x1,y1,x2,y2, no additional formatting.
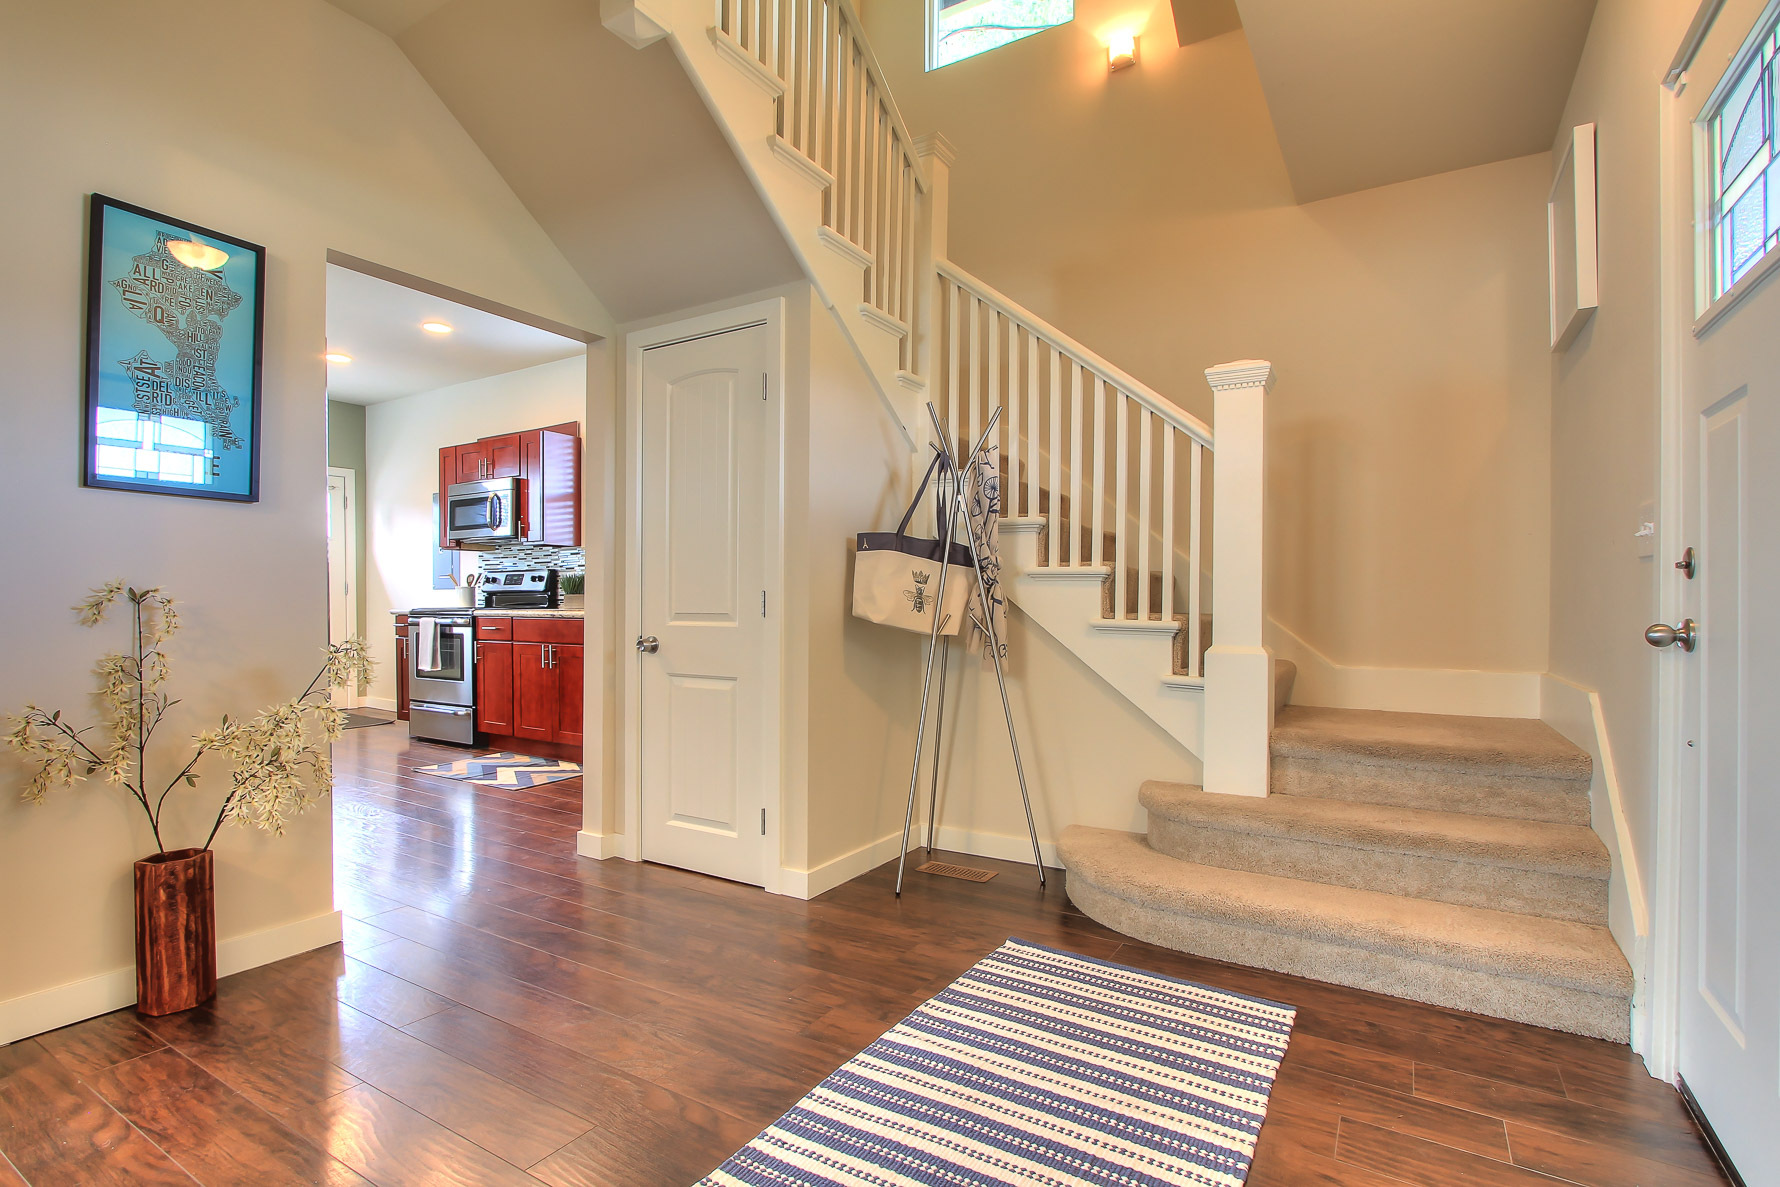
83,194,265,501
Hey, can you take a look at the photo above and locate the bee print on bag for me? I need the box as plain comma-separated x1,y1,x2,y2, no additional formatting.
904,570,932,614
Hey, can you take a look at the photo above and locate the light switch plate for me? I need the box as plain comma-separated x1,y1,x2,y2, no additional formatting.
1635,500,1656,560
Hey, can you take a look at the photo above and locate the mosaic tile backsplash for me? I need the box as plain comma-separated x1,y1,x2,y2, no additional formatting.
476,543,585,577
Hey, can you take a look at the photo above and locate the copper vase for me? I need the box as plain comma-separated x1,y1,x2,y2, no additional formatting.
133,847,217,1016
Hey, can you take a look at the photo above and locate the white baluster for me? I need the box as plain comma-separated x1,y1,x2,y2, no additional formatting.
1025,329,1039,523
1091,377,1105,568
1138,407,1152,619
1005,325,1020,517
1114,390,1128,615
1187,440,1203,677
1048,348,1061,566
1068,363,1082,566
1162,429,1176,624
966,293,980,454
947,282,960,451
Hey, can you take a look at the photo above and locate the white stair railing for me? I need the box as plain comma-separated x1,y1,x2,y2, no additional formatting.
714,0,927,370
935,262,1215,678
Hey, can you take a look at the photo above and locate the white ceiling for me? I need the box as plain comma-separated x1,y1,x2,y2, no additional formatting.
324,265,586,404
1235,0,1600,202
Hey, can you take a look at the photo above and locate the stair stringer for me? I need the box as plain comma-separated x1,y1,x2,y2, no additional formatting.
602,0,919,451
1002,519,1204,757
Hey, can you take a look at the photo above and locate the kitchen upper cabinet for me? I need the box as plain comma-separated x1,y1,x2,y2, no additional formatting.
437,423,580,550
485,433,523,479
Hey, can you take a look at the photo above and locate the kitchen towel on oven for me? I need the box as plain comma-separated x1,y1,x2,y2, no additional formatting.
415,616,443,672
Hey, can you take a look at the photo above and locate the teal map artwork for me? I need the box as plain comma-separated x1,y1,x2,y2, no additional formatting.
88,200,260,498
111,231,245,451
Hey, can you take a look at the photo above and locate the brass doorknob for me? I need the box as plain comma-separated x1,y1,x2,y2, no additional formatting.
1645,620,1697,652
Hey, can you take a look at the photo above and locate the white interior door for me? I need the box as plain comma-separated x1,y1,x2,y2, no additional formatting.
638,324,771,886
1667,7,1780,1173
326,467,359,708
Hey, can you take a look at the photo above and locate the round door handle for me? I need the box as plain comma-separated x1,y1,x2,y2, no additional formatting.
1645,619,1697,652
636,635,660,654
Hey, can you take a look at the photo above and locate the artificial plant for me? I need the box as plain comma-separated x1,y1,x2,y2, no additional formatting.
7,581,374,855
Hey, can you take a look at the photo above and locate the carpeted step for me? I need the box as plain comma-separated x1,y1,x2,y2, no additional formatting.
1270,706,1593,825
1273,660,1295,710
1140,782,1608,924
1058,826,1631,1041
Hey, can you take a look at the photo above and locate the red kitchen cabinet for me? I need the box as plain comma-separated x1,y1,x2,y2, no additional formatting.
474,637,514,735
511,642,556,743
437,423,581,550
395,615,410,721
554,644,584,748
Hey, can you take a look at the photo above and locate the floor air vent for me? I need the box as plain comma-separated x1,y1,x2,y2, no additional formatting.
915,861,998,883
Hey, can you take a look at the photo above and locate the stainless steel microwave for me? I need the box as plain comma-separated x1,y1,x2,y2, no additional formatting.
445,478,522,547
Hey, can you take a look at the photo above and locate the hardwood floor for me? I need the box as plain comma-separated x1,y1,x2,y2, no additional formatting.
0,726,1732,1186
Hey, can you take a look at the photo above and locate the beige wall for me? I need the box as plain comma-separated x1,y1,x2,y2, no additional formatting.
361,356,588,705
799,307,928,871
867,0,1555,675
1546,0,1705,935
0,0,607,1038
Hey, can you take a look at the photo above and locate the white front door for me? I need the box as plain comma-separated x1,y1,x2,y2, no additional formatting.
1667,5,1780,1172
326,467,359,708
638,324,771,886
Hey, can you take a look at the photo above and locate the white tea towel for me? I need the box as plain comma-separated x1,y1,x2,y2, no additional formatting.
415,617,443,672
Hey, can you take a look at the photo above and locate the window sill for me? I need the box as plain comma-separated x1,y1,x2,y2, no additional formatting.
1695,242,1780,336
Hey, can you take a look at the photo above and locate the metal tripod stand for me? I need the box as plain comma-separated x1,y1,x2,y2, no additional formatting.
894,402,1045,895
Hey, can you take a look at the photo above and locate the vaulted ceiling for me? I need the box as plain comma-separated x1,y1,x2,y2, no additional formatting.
328,0,800,322
1231,0,1600,201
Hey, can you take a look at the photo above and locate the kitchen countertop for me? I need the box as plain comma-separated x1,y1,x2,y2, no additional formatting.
473,608,585,619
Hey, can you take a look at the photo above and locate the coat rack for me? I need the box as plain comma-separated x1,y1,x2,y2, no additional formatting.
895,402,1044,895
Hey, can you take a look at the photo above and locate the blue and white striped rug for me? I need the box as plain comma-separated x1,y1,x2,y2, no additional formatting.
700,938,1295,1186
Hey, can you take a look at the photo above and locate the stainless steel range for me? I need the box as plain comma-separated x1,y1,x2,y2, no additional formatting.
406,607,476,745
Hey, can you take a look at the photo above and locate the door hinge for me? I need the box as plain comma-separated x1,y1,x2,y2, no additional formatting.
761,590,767,618
762,374,768,401
761,808,767,835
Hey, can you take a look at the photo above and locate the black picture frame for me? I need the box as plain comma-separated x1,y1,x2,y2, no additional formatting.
83,194,266,502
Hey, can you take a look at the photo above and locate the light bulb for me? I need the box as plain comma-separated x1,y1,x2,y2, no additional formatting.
325,352,353,365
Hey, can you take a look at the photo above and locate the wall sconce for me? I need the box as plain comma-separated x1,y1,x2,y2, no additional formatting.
1107,31,1139,71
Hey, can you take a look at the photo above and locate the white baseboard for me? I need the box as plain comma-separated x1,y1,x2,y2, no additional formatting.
776,827,1061,901
776,833,906,900
1267,618,1541,718
0,909,342,1047
361,696,397,713
576,830,629,860
1540,673,1650,1054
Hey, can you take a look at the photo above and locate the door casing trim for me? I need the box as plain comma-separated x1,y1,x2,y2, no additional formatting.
620,298,787,894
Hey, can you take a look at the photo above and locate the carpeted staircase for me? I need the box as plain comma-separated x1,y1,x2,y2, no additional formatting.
1059,705,1634,1042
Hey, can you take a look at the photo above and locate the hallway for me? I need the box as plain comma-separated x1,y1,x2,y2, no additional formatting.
0,729,1731,1185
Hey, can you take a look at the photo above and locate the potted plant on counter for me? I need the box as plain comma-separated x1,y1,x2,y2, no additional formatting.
6,582,374,1016
559,571,586,609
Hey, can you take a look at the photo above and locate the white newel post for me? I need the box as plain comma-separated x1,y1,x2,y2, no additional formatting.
1202,360,1275,798
911,133,955,394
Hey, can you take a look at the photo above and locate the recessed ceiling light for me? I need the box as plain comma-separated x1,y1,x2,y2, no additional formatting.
325,352,353,364
167,239,230,270
421,320,454,335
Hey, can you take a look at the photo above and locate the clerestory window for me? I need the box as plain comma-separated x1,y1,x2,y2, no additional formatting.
1706,14,1779,301
928,0,1074,70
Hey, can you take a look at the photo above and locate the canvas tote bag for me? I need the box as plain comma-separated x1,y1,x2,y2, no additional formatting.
853,454,974,636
